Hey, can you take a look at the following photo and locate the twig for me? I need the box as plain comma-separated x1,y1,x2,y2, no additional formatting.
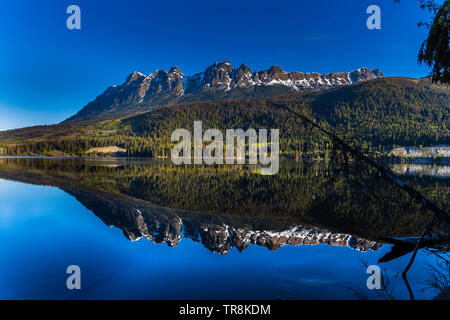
401,217,437,300
425,249,450,264
403,217,437,275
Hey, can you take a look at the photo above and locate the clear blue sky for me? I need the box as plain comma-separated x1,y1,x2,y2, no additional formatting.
0,0,438,130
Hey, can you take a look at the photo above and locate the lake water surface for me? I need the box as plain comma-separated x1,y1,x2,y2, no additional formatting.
0,158,448,299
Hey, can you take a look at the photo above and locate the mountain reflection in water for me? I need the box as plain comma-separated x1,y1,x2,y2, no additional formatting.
0,157,448,299
1,157,447,242
65,188,383,254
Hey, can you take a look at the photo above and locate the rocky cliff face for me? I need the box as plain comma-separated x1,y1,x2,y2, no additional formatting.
64,61,383,122
389,145,450,158
185,62,382,93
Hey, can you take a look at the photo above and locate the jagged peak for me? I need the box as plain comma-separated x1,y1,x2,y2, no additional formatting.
352,67,370,72
125,71,146,83
268,65,285,74
169,66,184,77
206,60,233,70
349,67,383,75
349,67,383,83
212,60,230,64
237,63,252,73
371,69,384,78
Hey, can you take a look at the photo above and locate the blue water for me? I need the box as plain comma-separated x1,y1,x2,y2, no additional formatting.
0,179,443,300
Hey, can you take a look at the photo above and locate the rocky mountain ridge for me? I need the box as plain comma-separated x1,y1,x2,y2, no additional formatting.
65,61,383,122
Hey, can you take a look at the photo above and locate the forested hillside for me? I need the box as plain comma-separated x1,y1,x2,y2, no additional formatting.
0,77,448,159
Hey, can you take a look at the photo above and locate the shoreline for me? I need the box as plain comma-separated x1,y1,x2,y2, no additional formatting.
1,154,449,165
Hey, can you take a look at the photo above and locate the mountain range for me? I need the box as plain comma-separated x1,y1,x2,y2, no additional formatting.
65,61,383,122
1,76,448,158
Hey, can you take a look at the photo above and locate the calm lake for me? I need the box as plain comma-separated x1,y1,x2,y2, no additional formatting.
0,157,448,300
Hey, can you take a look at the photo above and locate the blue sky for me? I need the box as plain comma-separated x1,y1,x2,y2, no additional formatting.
0,0,438,130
